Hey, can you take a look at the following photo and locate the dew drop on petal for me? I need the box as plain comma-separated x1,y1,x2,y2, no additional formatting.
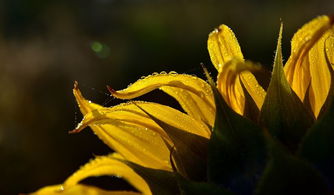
56,185,65,192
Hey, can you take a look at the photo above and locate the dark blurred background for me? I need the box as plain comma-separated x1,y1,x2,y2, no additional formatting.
0,0,333,194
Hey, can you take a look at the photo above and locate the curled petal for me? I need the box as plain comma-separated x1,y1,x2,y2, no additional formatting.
217,59,266,115
284,15,334,117
109,73,215,126
63,154,150,194
208,24,244,70
26,184,141,195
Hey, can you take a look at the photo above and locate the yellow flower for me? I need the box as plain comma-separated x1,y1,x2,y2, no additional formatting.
28,15,334,195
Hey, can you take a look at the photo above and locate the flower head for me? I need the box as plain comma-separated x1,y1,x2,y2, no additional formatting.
28,15,334,195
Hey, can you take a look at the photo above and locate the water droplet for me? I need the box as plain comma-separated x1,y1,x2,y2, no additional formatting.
160,71,167,74
169,71,177,74
57,185,65,192
152,72,159,76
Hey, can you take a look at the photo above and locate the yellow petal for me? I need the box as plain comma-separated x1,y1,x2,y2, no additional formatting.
27,184,141,195
284,15,334,117
325,35,334,67
217,58,266,115
109,73,215,126
73,85,210,170
207,24,244,70
63,154,151,195
308,30,333,117
74,102,170,169
239,71,266,111
160,86,214,126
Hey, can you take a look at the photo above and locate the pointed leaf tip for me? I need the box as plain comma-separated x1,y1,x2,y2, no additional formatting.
260,24,314,152
274,23,283,72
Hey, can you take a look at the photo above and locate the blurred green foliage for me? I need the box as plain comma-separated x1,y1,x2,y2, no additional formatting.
0,0,334,194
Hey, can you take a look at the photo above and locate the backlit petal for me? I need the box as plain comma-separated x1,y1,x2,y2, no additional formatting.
109,73,215,126
284,15,334,117
208,24,244,70
63,154,150,195
73,85,210,169
161,86,214,126
308,30,333,117
217,59,266,115
27,184,140,195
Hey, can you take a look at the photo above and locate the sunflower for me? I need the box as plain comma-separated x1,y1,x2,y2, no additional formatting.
28,15,334,195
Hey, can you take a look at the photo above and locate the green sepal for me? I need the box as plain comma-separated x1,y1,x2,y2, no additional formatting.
176,173,235,195
260,24,314,152
133,103,208,181
299,55,334,190
256,135,329,195
204,68,267,194
122,160,180,195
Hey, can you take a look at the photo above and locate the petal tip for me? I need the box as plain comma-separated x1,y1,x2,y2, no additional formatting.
107,85,116,94
74,80,79,89
68,129,81,134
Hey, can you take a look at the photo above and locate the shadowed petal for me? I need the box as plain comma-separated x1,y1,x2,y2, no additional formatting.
217,58,266,115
